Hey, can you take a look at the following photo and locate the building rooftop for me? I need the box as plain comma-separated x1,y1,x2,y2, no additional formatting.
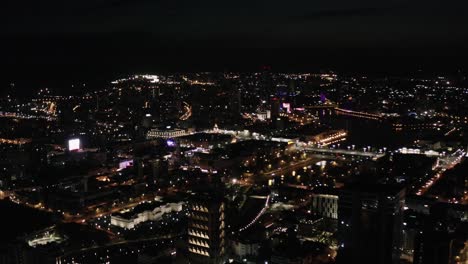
177,132,232,142
113,199,180,220
340,182,405,195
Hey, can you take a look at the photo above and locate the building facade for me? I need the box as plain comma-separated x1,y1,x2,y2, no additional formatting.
311,194,338,219
337,184,405,264
111,202,183,229
146,128,188,139
187,193,225,264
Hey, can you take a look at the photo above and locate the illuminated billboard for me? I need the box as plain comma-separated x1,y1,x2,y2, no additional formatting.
68,138,81,151
282,103,291,113
167,139,176,147
119,160,134,170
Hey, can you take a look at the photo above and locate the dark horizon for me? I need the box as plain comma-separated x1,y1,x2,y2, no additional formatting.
3,0,468,86
3,44,468,84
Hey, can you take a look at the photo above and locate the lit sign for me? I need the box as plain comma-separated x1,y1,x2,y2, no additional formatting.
119,160,134,170
167,139,176,147
282,103,291,113
68,138,80,151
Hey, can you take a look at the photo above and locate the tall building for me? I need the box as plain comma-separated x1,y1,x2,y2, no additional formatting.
311,194,338,219
288,78,297,106
337,184,405,264
223,78,241,119
149,158,168,187
413,203,467,264
149,85,162,123
229,87,242,118
187,192,225,264
270,97,280,119
260,66,273,101
134,157,144,179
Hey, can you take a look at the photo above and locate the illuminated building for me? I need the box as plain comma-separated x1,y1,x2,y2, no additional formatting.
308,130,347,146
256,110,271,121
187,192,225,264
231,235,261,261
146,127,188,139
176,133,233,149
25,226,67,248
311,194,338,219
111,201,183,229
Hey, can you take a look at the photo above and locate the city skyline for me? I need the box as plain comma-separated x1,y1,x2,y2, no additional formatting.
1,1,467,264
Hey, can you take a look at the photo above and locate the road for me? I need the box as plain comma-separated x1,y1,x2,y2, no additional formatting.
416,149,466,198
60,233,181,258
64,194,160,223
260,154,331,178
6,189,160,225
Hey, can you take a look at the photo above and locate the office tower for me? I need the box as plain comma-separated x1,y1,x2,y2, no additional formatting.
260,66,273,101
222,78,241,119
311,193,338,219
187,192,225,264
149,158,168,187
229,87,241,118
337,184,405,264
288,78,297,106
134,157,144,179
413,203,467,264
270,97,280,119
148,84,162,123
141,113,153,129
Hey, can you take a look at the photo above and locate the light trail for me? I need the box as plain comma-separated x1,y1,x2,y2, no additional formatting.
416,149,465,197
179,101,192,121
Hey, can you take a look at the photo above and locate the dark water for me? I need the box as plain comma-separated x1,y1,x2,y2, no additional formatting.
0,200,53,243
317,111,414,150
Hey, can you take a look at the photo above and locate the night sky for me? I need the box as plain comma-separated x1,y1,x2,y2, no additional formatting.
2,0,468,80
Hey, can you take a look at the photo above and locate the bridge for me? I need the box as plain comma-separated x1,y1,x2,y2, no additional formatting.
238,195,270,232
303,104,338,109
301,146,386,159
334,108,384,121
303,101,384,121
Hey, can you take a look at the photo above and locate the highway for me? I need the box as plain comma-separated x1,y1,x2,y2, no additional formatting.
59,233,181,259
416,149,466,199
256,154,336,182
63,194,160,223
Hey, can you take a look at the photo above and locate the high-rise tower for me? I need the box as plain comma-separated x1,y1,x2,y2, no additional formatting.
337,183,405,264
187,191,226,264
